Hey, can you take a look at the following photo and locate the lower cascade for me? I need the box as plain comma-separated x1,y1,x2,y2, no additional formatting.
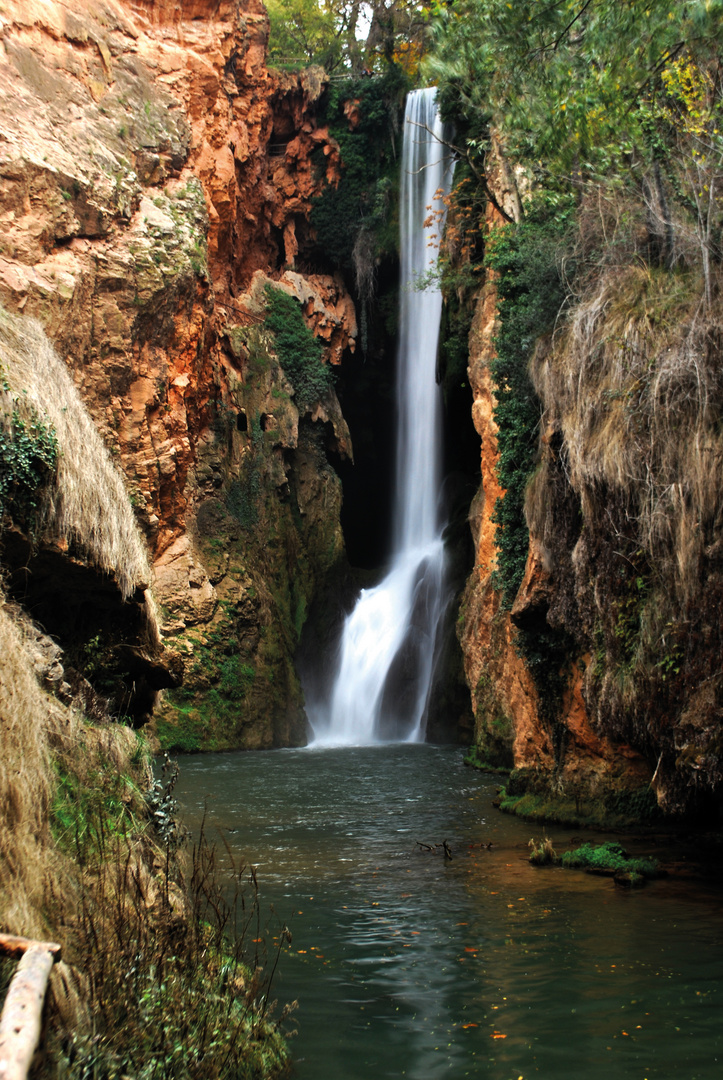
309,88,454,747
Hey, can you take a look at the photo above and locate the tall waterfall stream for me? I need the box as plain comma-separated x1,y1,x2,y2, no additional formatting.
309,88,454,746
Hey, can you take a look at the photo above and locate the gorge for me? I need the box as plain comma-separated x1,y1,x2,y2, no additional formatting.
1,0,723,1076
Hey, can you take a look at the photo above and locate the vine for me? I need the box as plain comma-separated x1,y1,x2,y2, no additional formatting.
0,389,58,530
484,196,574,606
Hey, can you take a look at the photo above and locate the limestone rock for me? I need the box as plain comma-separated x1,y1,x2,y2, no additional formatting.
0,0,357,749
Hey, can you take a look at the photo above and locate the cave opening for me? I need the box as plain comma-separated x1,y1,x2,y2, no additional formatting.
1,532,175,723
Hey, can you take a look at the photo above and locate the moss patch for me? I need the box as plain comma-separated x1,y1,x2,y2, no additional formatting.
463,744,511,774
498,768,661,829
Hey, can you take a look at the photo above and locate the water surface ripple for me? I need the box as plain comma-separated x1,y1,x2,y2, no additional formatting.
175,745,723,1080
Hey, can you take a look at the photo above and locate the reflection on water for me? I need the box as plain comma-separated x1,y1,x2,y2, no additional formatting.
174,745,723,1080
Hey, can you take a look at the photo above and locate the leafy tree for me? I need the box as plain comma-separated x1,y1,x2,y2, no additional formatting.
644,55,723,304
427,0,723,180
267,0,434,74
266,0,345,71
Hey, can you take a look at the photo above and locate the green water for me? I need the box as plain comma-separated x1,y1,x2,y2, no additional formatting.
174,744,723,1079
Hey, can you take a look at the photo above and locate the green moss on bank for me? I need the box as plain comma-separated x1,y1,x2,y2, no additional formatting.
463,745,511,774
560,840,660,878
497,769,661,829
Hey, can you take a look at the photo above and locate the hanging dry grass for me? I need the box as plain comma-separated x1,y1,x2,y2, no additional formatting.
0,309,149,600
0,596,90,1039
0,594,290,1075
531,263,723,608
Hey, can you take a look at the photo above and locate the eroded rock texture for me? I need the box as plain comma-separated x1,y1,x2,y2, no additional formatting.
0,0,357,748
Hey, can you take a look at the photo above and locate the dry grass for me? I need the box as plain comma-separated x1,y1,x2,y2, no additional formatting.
531,263,723,608
0,308,150,600
0,595,91,1037
0,594,289,1076
0,597,64,937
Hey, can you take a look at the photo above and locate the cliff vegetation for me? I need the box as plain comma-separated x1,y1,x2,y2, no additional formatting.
427,0,723,822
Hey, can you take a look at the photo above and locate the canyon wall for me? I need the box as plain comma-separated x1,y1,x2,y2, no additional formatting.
460,150,723,823
0,0,357,748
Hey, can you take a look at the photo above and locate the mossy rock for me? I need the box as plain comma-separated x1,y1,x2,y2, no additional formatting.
498,769,662,829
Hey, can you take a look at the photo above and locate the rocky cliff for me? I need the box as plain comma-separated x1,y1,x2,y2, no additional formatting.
0,0,358,748
459,148,723,824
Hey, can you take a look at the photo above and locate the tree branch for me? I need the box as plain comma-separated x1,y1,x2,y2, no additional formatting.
406,120,516,224
530,0,596,56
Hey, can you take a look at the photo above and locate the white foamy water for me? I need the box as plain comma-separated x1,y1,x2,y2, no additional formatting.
309,88,454,746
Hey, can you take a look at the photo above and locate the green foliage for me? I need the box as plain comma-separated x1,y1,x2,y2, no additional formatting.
310,66,408,273
560,840,659,878
428,0,723,181
485,197,574,605
50,758,140,859
267,0,433,75
267,0,343,71
264,284,334,408
0,400,58,528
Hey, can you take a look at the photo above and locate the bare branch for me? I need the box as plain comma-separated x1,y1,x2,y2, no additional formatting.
405,119,516,224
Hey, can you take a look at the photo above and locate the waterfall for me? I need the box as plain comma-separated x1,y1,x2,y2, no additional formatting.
309,88,454,747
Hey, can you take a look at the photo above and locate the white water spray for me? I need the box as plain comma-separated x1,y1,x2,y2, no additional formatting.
309,89,454,746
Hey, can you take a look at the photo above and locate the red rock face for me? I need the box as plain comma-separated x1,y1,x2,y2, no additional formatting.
0,0,357,746
0,0,350,548
460,153,651,810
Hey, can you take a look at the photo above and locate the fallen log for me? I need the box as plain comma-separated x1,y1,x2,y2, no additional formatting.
0,936,61,1080
0,936,61,963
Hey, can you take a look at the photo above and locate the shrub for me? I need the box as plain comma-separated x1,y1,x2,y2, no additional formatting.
49,819,292,1079
264,285,334,408
528,836,557,866
309,67,407,273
